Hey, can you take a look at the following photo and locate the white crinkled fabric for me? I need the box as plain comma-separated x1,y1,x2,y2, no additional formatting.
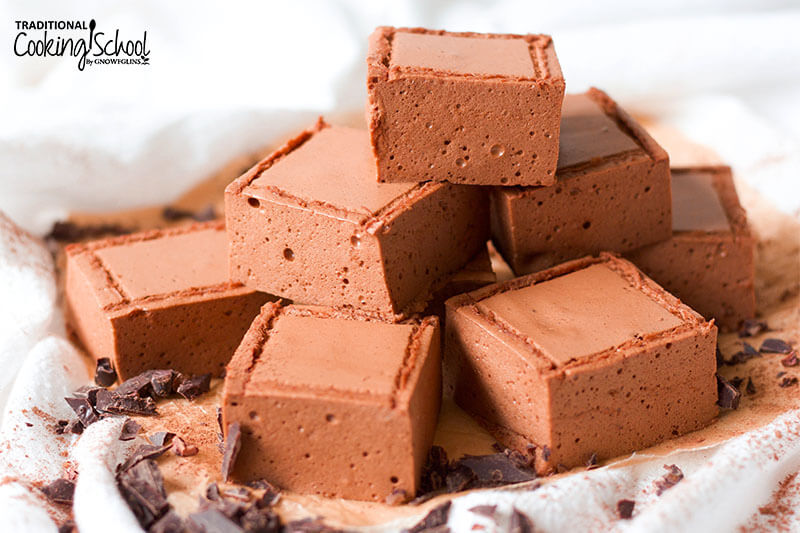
0,2,799,532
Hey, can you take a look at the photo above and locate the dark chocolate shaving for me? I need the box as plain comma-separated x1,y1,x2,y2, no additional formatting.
585,452,598,469
117,459,169,529
780,376,798,388
177,373,212,400
781,353,800,367
617,499,635,519
725,343,760,366
65,419,84,435
119,418,141,441
150,510,185,533
386,488,410,506
738,319,768,338
715,346,725,368
746,378,757,395
40,478,75,504
162,204,217,223
541,445,551,462
716,374,741,409
419,445,450,494
444,464,474,493
173,436,199,457
45,220,133,243
655,464,684,495
761,338,793,354
94,358,117,387
149,431,175,447
58,521,77,533
509,508,534,533
283,517,339,533
119,443,173,472
116,369,180,399
64,396,99,428
457,452,536,488
405,501,451,533
468,505,497,518
239,505,281,532
95,388,157,416
222,422,242,482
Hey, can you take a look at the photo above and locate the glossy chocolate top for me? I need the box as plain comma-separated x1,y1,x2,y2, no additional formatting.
248,314,416,396
250,127,416,215
671,170,730,232
390,31,535,78
557,93,641,170
477,263,682,366
95,227,229,299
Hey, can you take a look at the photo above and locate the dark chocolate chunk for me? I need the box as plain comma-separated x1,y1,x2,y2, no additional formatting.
116,372,156,398
541,445,551,462
74,385,102,404
95,388,157,416
149,432,176,447
53,419,69,434
240,505,281,533
405,501,451,533
738,319,768,338
444,464,474,493
162,205,217,223
177,373,212,400
283,517,340,533
468,505,497,518
456,453,536,487
761,338,793,354
150,370,180,398
746,378,757,395
585,452,598,469
119,443,173,472
655,464,684,495
725,343,760,366
255,482,281,508
173,436,199,457
40,478,75,504
780,376,798,388
119,418,141,441
65,419,84,435
222,422,242,482
509,508,534,533
715,346,725,368
222,487,252,502
117,459,169,529
64,396,99,428
617,499,635,519
187,509,244,533
730,377,744,390
716,374,741,410
45,220,132,243
385,488,410,506
58,521,77,533
95,357,117,387
419,445,449,494
781,353,800,367
150,510,185,533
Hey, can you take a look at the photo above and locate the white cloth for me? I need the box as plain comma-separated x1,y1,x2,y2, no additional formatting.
0,2,798,532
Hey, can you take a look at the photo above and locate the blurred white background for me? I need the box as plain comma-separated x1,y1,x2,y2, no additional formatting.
1,0,799,233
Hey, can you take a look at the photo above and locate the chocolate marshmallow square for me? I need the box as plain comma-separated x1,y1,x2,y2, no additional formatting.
445,254,718,474
491,88,672,274
222,303,441,501
367,27,565,186
65,222,272,380
225,119,488,317
627,166,755,332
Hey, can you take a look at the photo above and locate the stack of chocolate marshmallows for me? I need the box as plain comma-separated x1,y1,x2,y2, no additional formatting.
65,27,756,503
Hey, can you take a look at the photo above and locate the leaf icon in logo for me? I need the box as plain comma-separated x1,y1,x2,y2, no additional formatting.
89,19,96,31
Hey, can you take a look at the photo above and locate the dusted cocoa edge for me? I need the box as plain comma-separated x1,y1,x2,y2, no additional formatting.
222,301,441,501
627,166,755,332
64,221,271,380
445,253,718,474
490,88,672,275
225,119,488,319
366,26,564,187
